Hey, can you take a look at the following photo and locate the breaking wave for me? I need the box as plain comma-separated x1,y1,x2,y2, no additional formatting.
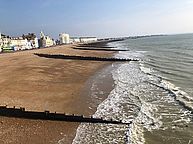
70,50,193,144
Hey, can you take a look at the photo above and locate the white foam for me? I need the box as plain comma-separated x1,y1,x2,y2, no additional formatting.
73,62,164,143
72,50,193,144
140,65,152,74
140,61,193,113
161,80,193,111
72,51,163,144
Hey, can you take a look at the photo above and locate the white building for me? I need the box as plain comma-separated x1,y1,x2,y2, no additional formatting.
59,33,70,44
10,33,39,51
29,37,39,49
70,37,80,43
0,33,39,52
0,33,12,51
40,31,55,47
10,37,28,51
80,37,97,43
0,33,2,52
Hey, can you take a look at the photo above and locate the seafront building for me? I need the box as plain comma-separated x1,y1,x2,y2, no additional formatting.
10,33,39,51
22,33,39,49
70,37,98,44
79,37,97,43
0,33,39,52
1,31,98,52
10,37,28,51
0,33,12,52
39,31,55,47
59,33,70,44
0,33,2,52
70,37,80,43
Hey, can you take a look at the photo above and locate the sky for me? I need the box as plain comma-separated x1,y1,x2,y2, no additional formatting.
0,0,193,39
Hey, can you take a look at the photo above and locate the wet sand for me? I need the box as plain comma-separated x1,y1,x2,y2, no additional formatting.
0,44,115,143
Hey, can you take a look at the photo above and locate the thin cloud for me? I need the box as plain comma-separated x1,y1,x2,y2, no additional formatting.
187,0,193,4
40,0,54,8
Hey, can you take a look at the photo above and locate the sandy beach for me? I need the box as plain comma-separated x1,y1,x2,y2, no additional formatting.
0,44,114,143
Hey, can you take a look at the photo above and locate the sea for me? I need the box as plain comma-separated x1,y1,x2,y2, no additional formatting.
71,34,193,144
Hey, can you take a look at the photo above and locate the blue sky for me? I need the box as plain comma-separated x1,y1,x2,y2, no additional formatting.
0,0,193,38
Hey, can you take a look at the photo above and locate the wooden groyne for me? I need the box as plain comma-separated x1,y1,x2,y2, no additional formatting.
73,47,129,52
77,46,116,48
34,53,138,62
76,45,116,48
0,106,132,125
77,38,126,48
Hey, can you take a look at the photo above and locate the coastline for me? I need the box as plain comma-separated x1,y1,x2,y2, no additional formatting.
0,43,116,143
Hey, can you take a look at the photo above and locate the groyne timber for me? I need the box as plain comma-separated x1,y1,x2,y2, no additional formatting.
77,38,126,48
0,106,132,125
73,47,129,52
34,53,139,62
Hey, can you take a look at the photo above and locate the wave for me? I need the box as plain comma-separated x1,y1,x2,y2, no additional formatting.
146,62,193,76
140,64,193,113
70,50,193,144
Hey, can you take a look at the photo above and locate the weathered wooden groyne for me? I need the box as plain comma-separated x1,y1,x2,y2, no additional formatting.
34,53,138,62
80,46,116,48
77,45,116,48
0,106,132,125
73,47,129,52
77,38,126,48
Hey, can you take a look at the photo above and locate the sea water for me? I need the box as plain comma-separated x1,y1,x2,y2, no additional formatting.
71,34,193,144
